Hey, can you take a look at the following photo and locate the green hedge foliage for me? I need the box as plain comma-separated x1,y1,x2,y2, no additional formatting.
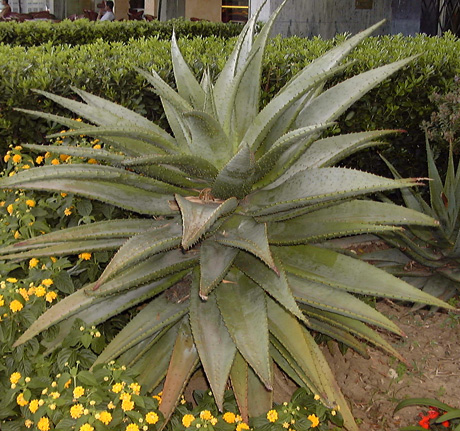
0,18,243,47
1,32,459,178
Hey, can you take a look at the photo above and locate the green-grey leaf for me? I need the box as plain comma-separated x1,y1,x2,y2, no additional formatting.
93,292,189,366
246,167,421,216
215,268,272,390
171,31,206,109
199,240,238,300
275,244,452,308
189,271,237,410
182,111,232,169
234,251,306,323
212,144,255,200
90,249,199,296
215,215,277,272
159,318,199,424
175,195,238,249
94,222,183,288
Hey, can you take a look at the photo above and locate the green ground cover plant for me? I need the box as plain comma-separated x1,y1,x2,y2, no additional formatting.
0,2,455,430
0,19,243,47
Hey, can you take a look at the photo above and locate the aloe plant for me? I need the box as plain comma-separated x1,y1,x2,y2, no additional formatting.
0,3,451,430
361,139,460,305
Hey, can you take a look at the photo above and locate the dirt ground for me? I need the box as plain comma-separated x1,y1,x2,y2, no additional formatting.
325,301,460,430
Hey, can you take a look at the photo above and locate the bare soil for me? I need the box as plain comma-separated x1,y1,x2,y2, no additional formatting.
325,301,460,430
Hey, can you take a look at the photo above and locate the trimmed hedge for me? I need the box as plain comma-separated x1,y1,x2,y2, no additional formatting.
0,18,243,47
1,32,460,178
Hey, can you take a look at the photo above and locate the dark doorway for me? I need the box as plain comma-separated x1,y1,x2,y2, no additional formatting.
421,0,460,35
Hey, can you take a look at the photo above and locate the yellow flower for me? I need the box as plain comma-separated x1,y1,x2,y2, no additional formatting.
314,394,320,401
17,392,29,406
93,144,102,149
60,154,70,162
73,386,85,399
129,382,141,394
29,399,39,413
107,401,115,409
36,156,44,164
42,279,54,287
51,158,60,165
126,425,140,431
25,419,33,428
4,154,11,162
145,412,159,425
120,392,131,402
22,164,31,169
50,392,60,399
211,418,218,426
14,145,22,150
50,256,58,263
45,291,58,303
121,399,135,412
10,300,23,312
14,230,21,239
307,414,319,428
7,204,14,215
61,192,67,197
79,424,94,431
223,412,236,424
25,199,36,207
10,372,21,385
12,154,22,164
75,118,83,122
98,411,112,425
87,158,98,164
266,410,278,423
34,285,46,297
112,382,123,393
19,288,30,301
70,404,84,419
64,207,72,216
282,423,289,429
182,414,195,428
6,278,18,283
37,416,51,431
29,258,39,268
0,295,4,306
64,379,72,389
236,423,250,431
200,410,213,421
78,253,92,261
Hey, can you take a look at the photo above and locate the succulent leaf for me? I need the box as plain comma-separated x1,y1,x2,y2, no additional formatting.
93,292,189,366
247,168,421,216
276,244,452,308
89,248,199,296
94,222,183,288
133,325,179,392
234,252,306,323
215,268,272,390
122,154,219,181
171,31,206,109
175,195,238,249
182,111,232,169
199,240,238,299
190,271,237,410
212,144,255,199
229,352,250,423
215,215,277,272
159,318,199,425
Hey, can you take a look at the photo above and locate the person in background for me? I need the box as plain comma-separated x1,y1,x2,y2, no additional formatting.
0,0,12,20
98,0,115,21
